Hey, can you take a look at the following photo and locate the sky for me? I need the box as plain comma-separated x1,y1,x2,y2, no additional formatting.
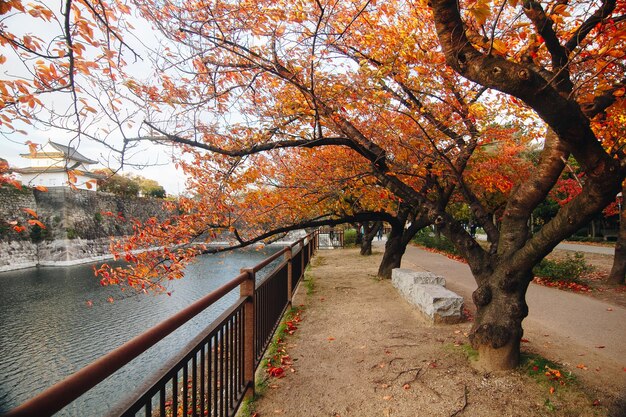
0,4,189,196
2,135,187,196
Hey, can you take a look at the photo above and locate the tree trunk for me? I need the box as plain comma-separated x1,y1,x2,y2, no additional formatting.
590,219,597,239
377,225,406,279
470,267,531,371
355,223,363,245
360,238,373,255
608,186,625,285
360,221,381,256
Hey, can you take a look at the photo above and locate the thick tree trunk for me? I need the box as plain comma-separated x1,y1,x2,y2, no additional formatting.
360,238,373,255
470,267,531,370
608,187,626,285
360,221,381,255
377,225,406,279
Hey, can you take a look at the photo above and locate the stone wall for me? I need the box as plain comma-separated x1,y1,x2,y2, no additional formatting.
0,186,168,271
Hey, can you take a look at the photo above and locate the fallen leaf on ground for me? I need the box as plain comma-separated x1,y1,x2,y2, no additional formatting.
382,395,393,401
327,337,335,341
521,338,530,343
607,308,613,311
577,364,588,370
549,387,555,394
595,345,605,349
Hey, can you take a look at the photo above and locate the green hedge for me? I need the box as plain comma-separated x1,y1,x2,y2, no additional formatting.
533,252,593,283
412,228,459,255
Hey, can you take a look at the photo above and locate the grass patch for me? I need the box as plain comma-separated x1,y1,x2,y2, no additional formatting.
533,252,593,284
521,352,578,387
304,274,315,295
236,396,256,417
459,343,479,362
239,306,304,415
517,352,608,414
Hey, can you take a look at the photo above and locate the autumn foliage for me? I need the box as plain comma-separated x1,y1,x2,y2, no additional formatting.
1,0,625,369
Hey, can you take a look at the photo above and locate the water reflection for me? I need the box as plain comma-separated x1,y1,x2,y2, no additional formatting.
0,246,284,415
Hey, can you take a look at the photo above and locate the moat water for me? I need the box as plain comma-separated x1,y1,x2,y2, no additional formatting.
0,246,285,415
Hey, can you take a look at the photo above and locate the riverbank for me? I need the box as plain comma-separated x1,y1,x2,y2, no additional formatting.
251,248,625,417
0,233,309,273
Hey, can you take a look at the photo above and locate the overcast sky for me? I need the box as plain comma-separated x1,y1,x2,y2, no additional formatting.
1,6,189,196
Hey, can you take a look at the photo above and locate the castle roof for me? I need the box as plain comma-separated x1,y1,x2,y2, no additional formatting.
20,141,98,165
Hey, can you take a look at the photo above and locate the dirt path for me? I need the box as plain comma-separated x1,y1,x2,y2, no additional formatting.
251,248,624,417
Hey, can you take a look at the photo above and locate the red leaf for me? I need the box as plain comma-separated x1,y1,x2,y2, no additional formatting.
267,366,284,378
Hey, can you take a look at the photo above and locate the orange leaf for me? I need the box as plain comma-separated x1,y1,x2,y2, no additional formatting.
27,219,46,229
34,185,48,192
22,207,38,218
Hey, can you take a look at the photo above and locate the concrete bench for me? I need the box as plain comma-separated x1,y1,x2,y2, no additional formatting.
392,268,463,324
392,268,446,288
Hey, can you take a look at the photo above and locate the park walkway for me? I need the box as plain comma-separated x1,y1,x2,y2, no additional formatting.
399,244,626,395
251,245,626,417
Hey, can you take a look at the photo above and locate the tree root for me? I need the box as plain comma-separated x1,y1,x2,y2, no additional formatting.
391,367,422,386
450,384,468,417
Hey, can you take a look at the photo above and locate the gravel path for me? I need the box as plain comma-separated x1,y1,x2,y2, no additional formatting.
251,248,623,417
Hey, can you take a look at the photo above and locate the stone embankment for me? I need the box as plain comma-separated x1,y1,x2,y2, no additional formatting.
0,186,167,272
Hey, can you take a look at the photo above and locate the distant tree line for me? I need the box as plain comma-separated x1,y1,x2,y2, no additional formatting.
95,169,166,199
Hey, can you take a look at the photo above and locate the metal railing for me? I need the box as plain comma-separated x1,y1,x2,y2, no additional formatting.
4,232,318,417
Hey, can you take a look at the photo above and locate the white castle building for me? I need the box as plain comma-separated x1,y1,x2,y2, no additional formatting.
13,141,102,190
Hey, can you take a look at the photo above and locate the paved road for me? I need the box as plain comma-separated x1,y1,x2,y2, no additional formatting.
387,242,626,395
474,234,615,255
555,242,615,255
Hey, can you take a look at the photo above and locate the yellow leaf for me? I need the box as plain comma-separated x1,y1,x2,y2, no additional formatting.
470,1,492,25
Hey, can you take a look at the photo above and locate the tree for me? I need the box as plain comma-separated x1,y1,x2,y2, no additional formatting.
136,177,166,198
427,0,625,369
3,0,624,372
131,0,623,371
95,169,140,197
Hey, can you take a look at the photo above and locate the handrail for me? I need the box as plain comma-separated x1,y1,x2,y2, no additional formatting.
4,231,318,417
250,246,288,272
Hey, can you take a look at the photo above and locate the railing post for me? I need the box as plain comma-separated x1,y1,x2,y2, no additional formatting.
300,240,305,280
240,268,255,399
285,247,293,308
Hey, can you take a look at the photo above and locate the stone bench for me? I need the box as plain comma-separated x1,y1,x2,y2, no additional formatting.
392,268,463,324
